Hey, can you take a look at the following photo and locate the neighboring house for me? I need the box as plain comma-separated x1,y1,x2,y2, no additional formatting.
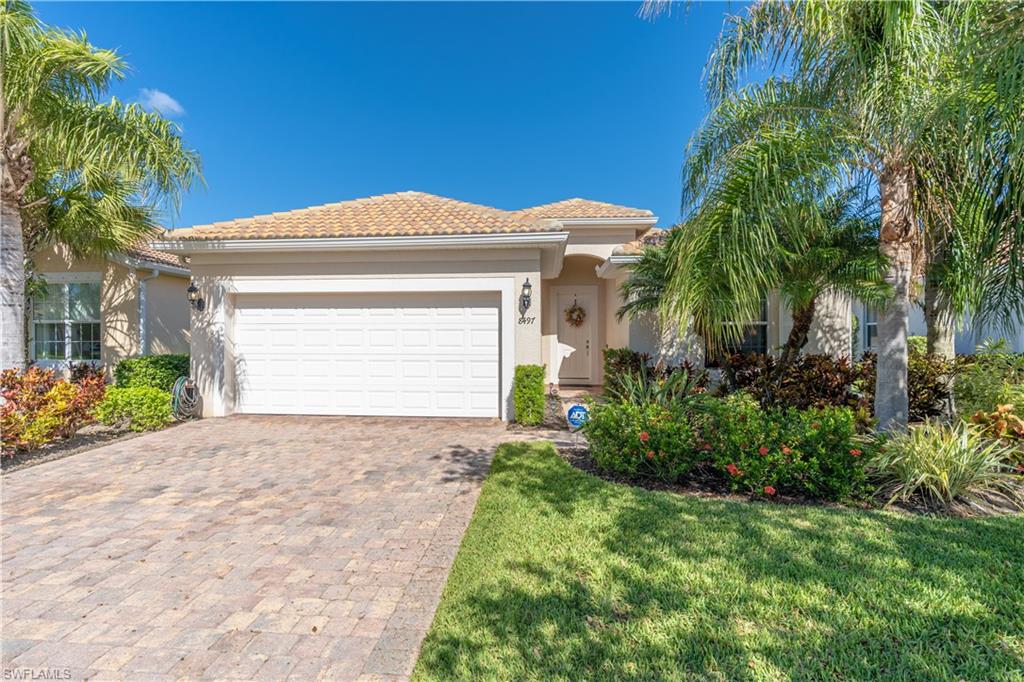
851,298,1024,357
152,191,853,420
29,240,191,373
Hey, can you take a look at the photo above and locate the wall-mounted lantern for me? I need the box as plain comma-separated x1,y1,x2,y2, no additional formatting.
519,278,533,316
186,283,205,312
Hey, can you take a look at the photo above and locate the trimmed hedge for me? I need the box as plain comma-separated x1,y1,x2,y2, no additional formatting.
513,364,546,426
584,400,699,481
95,387,173,432
114,354,189,391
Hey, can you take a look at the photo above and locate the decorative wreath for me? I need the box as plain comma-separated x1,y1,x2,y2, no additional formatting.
564,301,587,328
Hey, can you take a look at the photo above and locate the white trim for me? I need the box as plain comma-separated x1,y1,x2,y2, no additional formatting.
214,276,516,420
151,231,570,254
29,275,103,367
552,217,658,228
138,269,160,355
551,284,599,384
596,255,641,279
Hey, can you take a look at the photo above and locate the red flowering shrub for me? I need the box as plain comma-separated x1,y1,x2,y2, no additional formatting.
1,367,106,455
693,393,870,501
583,401,699,482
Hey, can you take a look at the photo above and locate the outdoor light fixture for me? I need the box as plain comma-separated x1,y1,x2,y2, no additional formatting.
519,278,533,316
186,283,205,312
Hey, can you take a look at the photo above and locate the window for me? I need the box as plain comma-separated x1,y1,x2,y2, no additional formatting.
864,306,879,350
31,281,101,363
706,298,769,364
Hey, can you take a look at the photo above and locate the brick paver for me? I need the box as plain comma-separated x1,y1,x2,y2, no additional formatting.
1,416,511,681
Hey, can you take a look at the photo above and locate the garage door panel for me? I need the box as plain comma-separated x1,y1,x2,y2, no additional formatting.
233,292,500,417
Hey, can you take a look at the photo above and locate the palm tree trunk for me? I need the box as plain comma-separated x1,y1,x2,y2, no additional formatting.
763,299,816,406
1,194,26,370
778,299,817,370
924,270,956,359
875,161,916,432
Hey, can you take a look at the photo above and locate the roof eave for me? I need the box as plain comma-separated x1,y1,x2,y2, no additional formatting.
151,231,570,253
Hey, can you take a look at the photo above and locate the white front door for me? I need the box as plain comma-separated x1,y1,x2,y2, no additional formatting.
555,287,597,383
232,292,500,417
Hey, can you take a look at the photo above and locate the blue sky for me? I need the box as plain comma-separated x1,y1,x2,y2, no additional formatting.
37,2,745,229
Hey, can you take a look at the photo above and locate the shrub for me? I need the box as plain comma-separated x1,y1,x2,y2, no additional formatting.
907,335,928,355
857,349,955,421
955,340,1024,416
513,364,545,426
605,363,707,407
871,421,1023,514
695,393,869,501
971,404,1024,464
722,353,868,417
1,367,106,453
95,387,173,432
603,348,650,396
583,400,700,481
114,354,189,391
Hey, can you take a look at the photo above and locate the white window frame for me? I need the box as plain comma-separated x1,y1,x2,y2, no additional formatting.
710,298,769,362
863,305,879,351
29,273,103,369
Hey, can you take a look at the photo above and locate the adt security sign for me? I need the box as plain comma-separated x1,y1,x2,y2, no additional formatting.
566,404,589,430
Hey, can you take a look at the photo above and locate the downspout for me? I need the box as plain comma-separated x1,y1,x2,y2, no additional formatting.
138,269,160,356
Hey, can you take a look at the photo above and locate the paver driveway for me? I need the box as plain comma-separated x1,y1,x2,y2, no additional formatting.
2,416,511,681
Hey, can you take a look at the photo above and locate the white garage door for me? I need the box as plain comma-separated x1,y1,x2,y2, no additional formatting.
233,292,500,417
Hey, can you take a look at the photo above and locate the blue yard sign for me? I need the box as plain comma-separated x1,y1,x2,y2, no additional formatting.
566,404,589,430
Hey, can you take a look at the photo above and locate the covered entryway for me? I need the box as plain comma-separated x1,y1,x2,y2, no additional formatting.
233,291,500,417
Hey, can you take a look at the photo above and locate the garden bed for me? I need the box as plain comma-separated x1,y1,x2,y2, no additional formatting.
555,443,861,509
1,421,183,475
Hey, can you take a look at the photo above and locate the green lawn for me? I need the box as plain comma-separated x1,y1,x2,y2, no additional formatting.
413,441,1024,681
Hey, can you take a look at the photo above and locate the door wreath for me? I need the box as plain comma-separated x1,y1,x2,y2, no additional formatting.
564,301,587,328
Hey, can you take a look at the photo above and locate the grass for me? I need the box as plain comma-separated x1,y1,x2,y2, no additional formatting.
413,441,1024,681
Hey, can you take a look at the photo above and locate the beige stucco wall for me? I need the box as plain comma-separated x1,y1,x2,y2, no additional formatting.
145,274,191,355
186,247,542,417
31,245,190,373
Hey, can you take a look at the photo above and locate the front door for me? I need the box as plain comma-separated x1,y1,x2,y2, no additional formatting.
556,287,597,384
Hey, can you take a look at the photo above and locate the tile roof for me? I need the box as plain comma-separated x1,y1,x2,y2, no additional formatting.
513,198,654,219
169,191,552,241
613,227,669,255
124,233,188,269
163,191,655,242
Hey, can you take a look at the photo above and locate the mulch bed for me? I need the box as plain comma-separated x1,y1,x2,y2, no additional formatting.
506,394,569,432
2,423,158,475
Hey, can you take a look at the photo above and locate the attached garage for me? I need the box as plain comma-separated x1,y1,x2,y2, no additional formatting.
232,292,501,417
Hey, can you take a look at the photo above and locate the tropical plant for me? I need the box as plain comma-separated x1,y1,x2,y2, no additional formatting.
95,386,172,432
616,226,681,322
0,366,105,453
954,339,1024,416
871,421,1023,515
650,0,1023,430
1,0,200,370
583,400,700,482
604,362,706,408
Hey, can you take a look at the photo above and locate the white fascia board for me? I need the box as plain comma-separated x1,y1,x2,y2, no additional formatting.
150,231,571,254
595,254,641,279
552,217,658,228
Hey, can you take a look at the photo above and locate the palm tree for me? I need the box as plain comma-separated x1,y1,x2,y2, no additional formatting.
619,183,887,382
1,0,200,369
663,0,1019,430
